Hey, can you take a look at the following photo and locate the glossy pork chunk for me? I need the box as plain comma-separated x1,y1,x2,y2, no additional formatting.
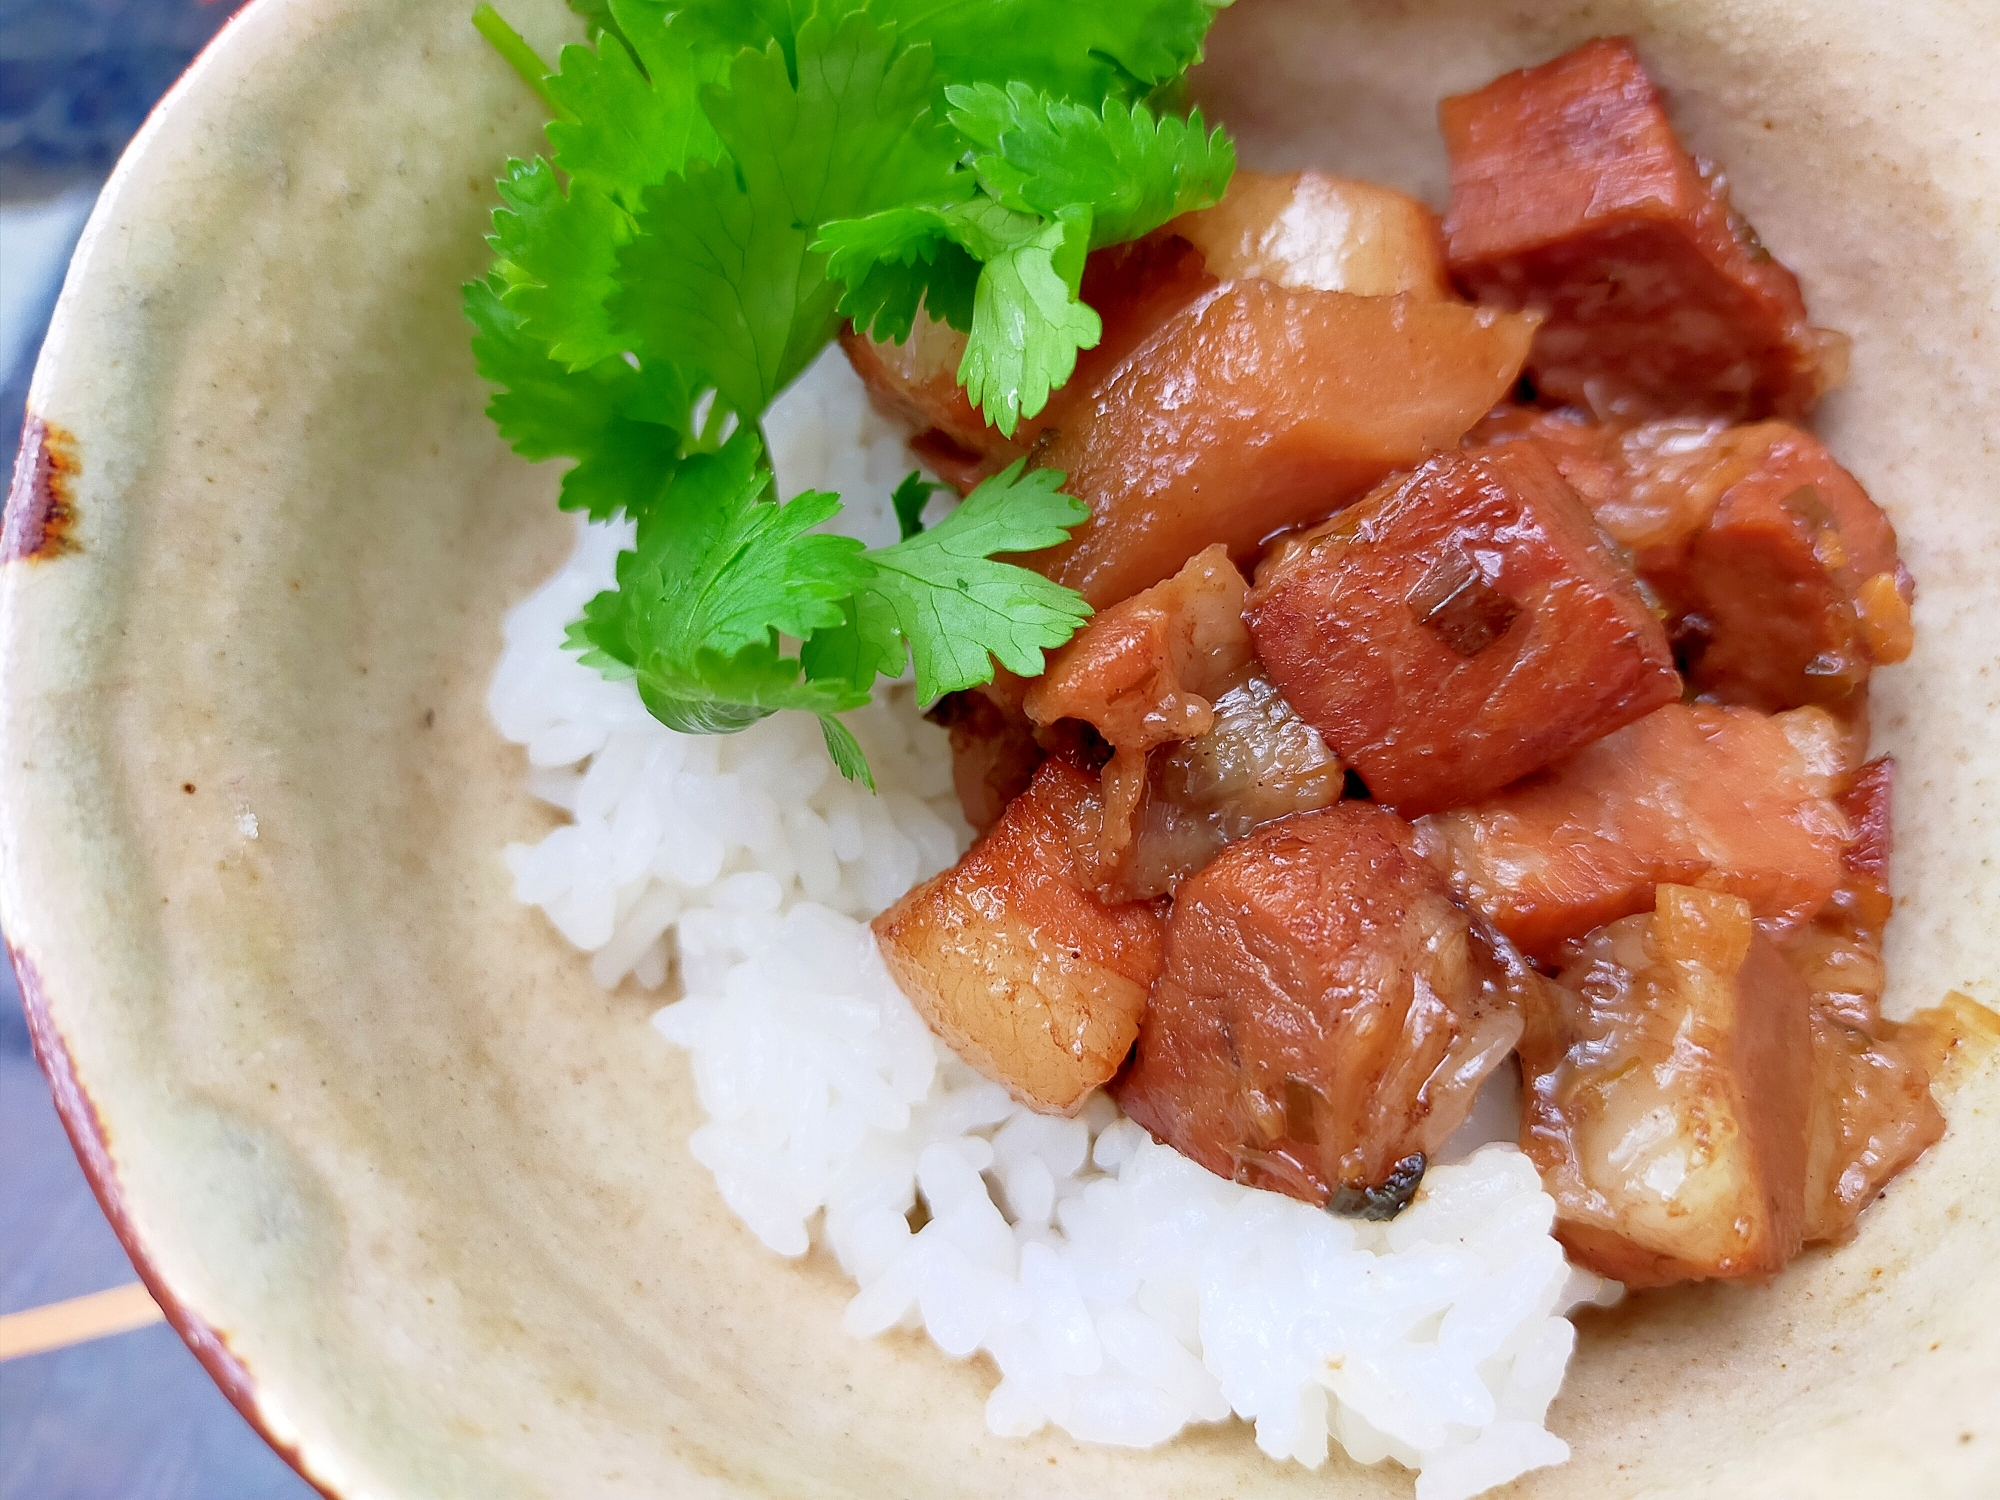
1029,283,1535,607
846,180,1536,609
1111,673,1345,902
1024,546,1253,861
1471,409,1913,710
1647,431,1912,710
1246,444,1678,815
1115,805,1528,1212
1802,1012,1944,1246
1522,885,1814,1287
1784,759,1945,1243
1171,169,1454,299
1441,37,1841,420
873,760,1165,1114
1415,703,1849,961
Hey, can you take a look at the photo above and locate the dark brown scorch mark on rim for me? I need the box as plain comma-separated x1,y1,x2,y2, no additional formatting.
10,943,341,1500
5,414,81,562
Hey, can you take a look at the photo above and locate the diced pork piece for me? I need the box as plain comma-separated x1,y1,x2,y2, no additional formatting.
1522,885,1813,1287
1440,37,1842,420
1024,545,1253,860
1246,443,1678,816
1777,757,1945,1245
841,234,1218,489
1470,411,1914,711
873,760,1166,1115
1415,703,1850,961
1026,283,1537,607
1801,1009,1943,1246
927,687,1045,835
1110,673,1346,902
1171,169,1454,299
1647,427,1913,710
1114,804,1529,1212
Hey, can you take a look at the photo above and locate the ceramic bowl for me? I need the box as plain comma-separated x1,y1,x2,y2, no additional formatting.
5,0,1995,1495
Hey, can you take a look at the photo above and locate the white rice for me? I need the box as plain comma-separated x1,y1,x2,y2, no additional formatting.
488,347,1618,1500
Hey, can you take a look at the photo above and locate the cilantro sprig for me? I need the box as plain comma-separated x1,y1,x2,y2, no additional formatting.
468,0,1236,781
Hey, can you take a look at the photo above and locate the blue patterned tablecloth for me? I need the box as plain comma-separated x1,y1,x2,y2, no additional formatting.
2,4,320,1497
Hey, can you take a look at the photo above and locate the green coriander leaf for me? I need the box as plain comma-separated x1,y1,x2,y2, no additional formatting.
821,194,1101,431
509,185,637,370
613,7,962,420
543,23,724,211
638,427,870,652
666,0,813,76
807,461,1092,700
569,428,874,748
949,84,1235,247
465,272,687,520
898,0,1233,103
833,241,981,342
639,641,869,735
818,713,876,790
891,470,947,539
815,191,982,342
959,204,1100,436
562,0,631,53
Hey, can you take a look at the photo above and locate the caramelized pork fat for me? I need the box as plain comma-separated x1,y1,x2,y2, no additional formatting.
1028,283,1536,607
873,760,1165,1114
1522,885,1813,1287
1171,169,1453,300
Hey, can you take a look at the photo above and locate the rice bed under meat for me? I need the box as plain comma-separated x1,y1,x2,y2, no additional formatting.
487,349,1617,1500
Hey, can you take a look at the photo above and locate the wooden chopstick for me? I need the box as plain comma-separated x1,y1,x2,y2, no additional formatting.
0,1282,164,1361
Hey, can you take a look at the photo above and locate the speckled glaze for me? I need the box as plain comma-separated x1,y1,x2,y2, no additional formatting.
2,0,1994,1495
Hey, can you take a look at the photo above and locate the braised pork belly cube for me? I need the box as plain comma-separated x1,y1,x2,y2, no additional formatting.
1245,443,1677,816
1110,673,1346,902
1114,803,1529,1213
1801,1011,1943,1246
1028,284,1536,608
841,234,1219,488
1470,410,1913,711
873,760,1166,1114
1171,169,1453,299
1024,545,1253,862
1782,754,1896,1039
1775,757,1946,1244
1440,37,1841,420
1648,427,1913,710
1415,703,1849,961
1523,885,1813,1287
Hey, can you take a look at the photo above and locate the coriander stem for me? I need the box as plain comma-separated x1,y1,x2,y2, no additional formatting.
472,5,561,114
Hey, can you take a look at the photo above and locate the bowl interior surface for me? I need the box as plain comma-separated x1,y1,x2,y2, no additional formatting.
3,0,1995,1496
